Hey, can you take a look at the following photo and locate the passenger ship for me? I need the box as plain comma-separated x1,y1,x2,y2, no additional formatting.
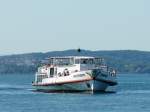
32,56,117,92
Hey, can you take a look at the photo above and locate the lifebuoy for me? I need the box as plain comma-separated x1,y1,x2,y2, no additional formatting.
64,69,70,76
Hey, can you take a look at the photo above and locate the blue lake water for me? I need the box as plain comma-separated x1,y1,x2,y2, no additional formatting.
0,74,150,112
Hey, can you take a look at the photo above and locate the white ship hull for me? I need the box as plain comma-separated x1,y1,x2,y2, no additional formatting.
33,79,117,93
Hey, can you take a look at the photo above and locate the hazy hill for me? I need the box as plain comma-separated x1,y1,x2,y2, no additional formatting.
0,50,150,74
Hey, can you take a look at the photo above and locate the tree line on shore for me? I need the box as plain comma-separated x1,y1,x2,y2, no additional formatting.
0,49,150,74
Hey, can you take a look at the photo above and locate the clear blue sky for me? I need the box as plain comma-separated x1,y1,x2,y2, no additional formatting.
0,0,150,54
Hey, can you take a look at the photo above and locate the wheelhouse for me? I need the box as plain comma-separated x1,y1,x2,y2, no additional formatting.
45,56,105,66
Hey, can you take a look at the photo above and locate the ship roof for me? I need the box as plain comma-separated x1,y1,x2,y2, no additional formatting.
46,56,100,60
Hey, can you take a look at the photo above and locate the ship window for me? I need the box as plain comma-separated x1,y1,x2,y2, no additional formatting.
55,68,57,75
50,68,54,77
81,59,87,64
75,59,80,64
80,59,94,64
89,59,94,64
94,58,104,65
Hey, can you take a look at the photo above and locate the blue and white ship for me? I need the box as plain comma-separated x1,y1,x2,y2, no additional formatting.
32,56,117,92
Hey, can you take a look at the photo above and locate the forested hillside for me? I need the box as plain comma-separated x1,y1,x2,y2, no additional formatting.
0,50,150,74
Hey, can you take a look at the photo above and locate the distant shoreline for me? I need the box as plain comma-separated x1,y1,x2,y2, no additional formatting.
0,49,150,74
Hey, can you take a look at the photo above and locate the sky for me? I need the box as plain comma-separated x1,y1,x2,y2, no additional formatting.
0,0,150,55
